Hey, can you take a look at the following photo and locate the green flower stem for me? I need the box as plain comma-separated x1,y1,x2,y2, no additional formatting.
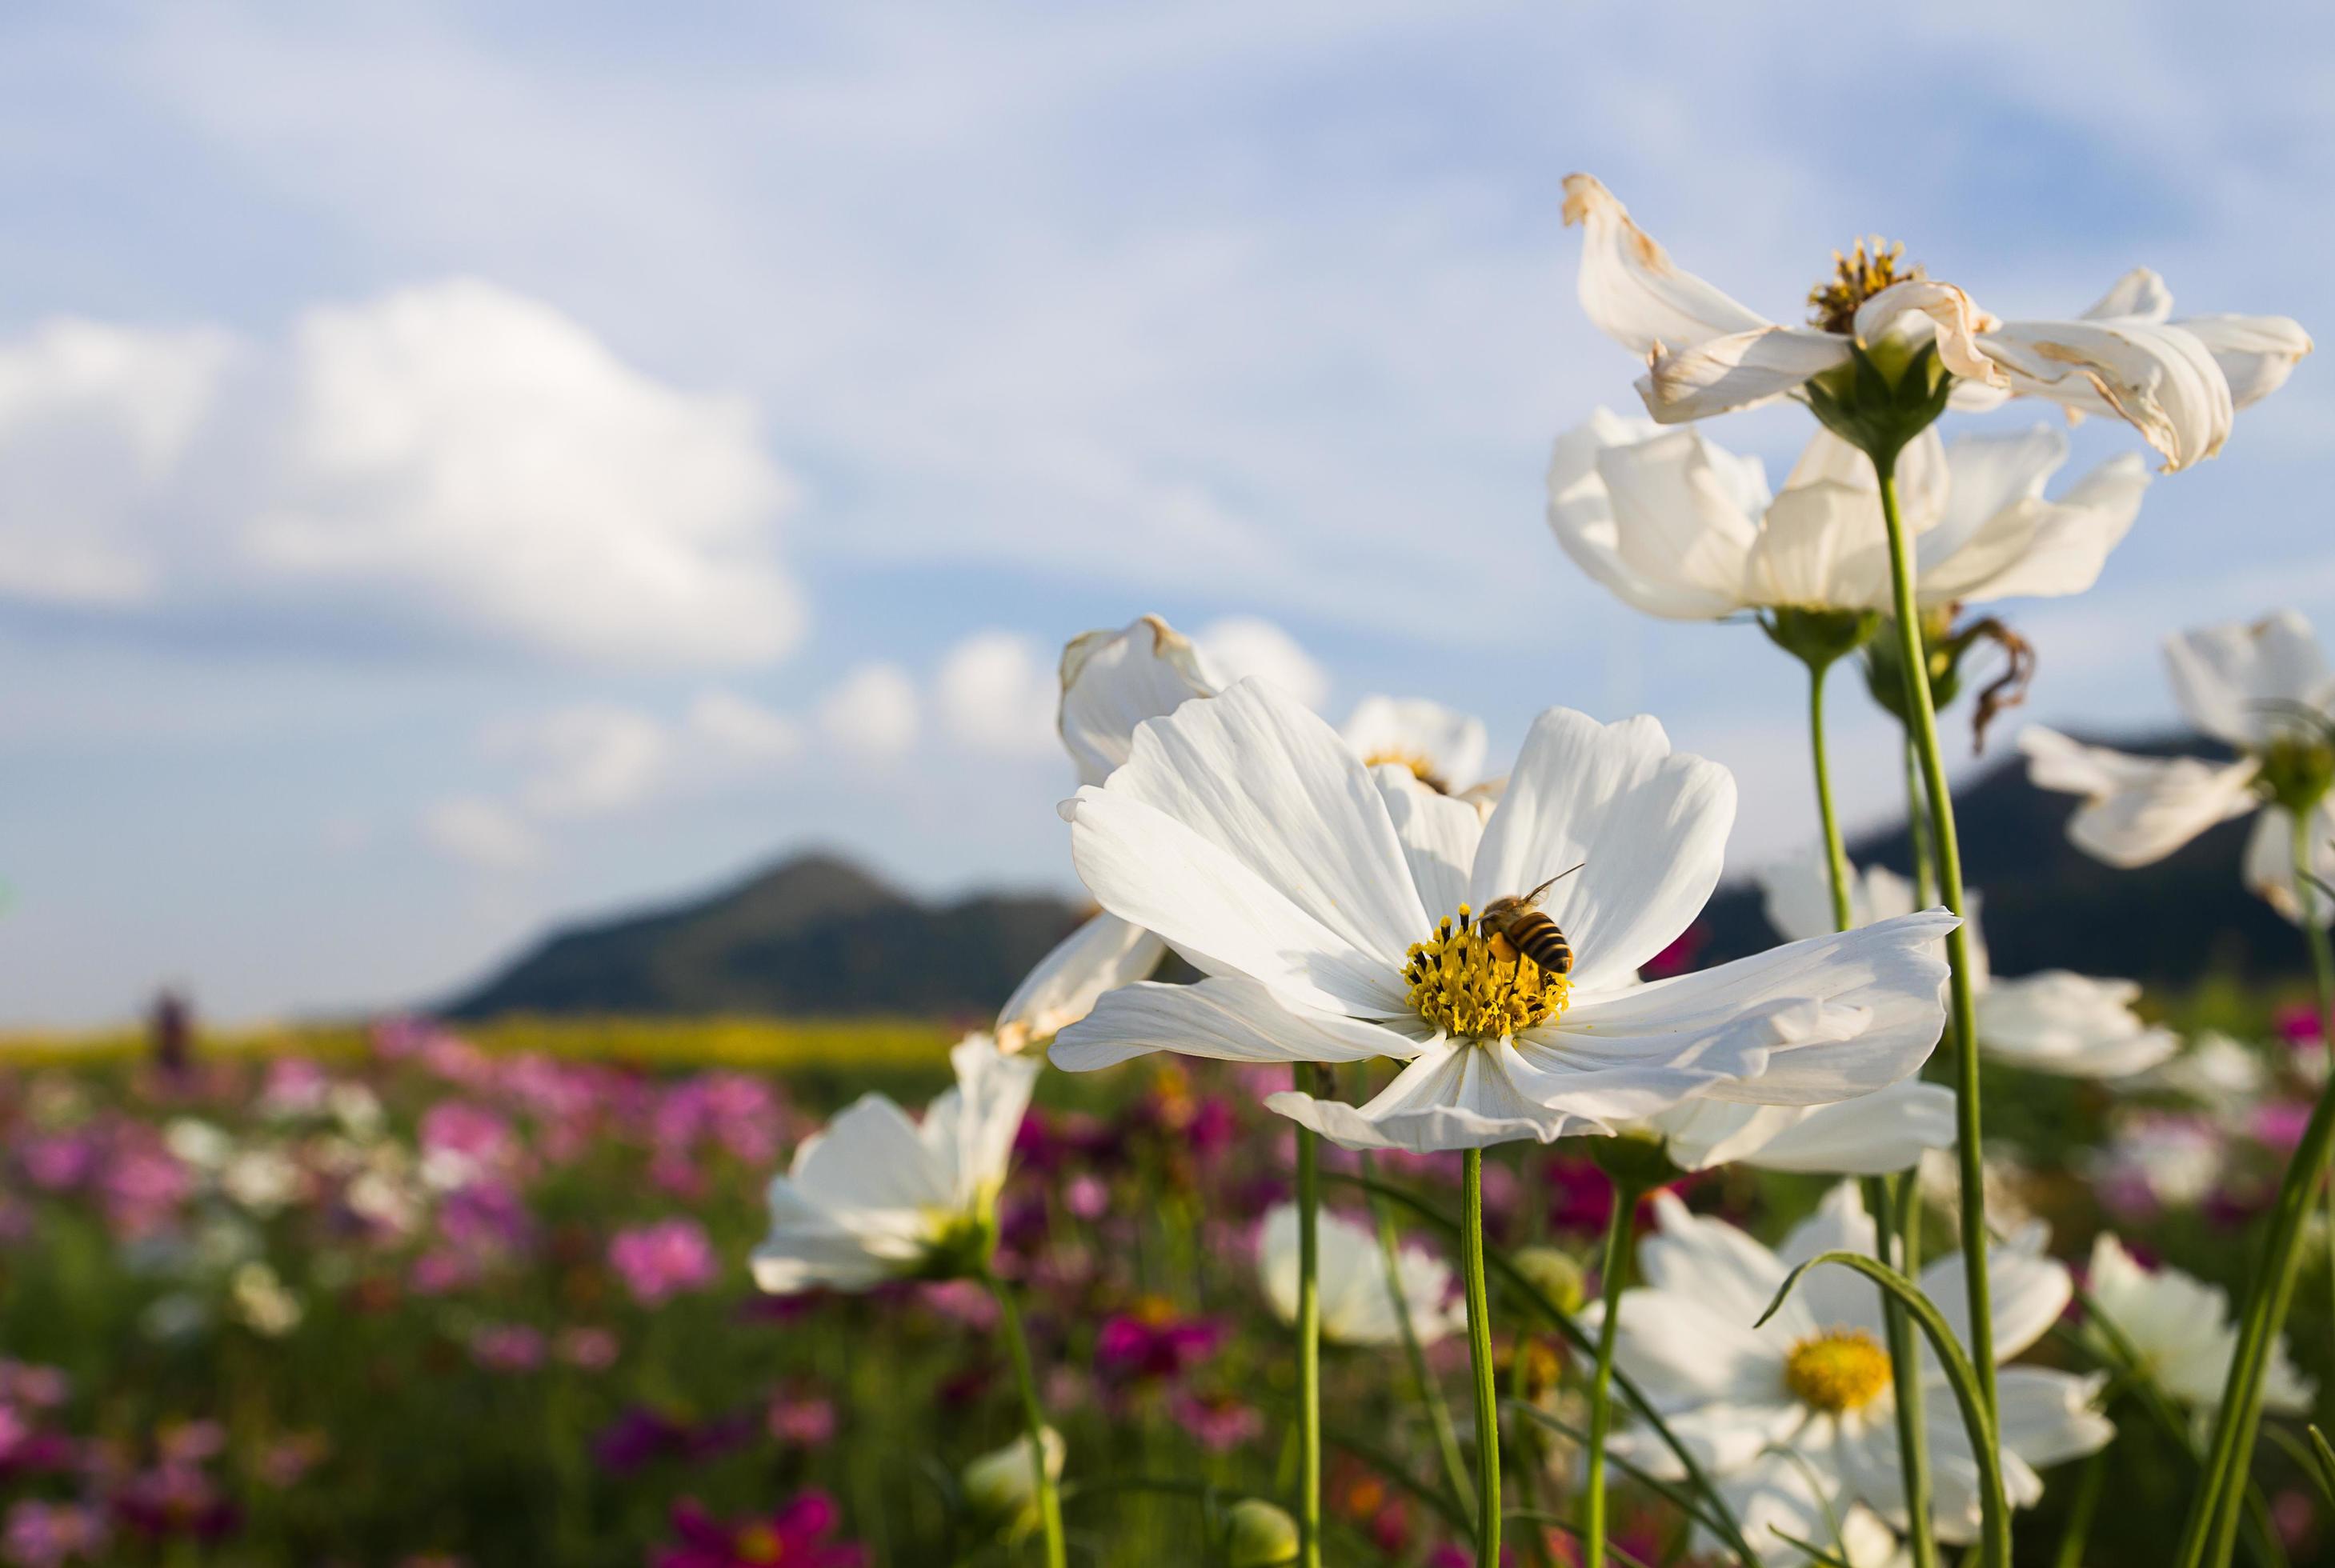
1811,652,1938,1568
1807,656,1856,933
1364,1153,1475,1528
985,1270,1067,1568
1874,452,1996,1421
1868,1176,1939,1568
1463,1150,1502,1568
2183,810,2335,1568
1904,735,1937,906
2050,1442,2109,1568
1582,1179,1639,1568
1296,1111,1324,1568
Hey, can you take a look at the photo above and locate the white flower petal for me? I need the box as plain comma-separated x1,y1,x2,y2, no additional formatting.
1773,1182,1890,1338
1267,1038,1586,1151
2082,266,2175,323
2164,609,2329,746
1095,678,1429,969
1853,278,2004,388
1977,971,2178,1078
1567,913,1955,1108
1916,454,2150,605
996,911,1168,1052
1640,326,1854,422
1343,696,1488,794
1375,766,1484,919
934,1034,1041,1211
1662,1080,1957,1174
1560,173,1772,357
1547,409,1741,620
1634,1189,1804,1334
1743,478,1895,613
1050,976,1414,1073
2243,799,2335,928
1927,426,2069,556
1979,317,2233,471
1468,708,1735,990
1592,427,1770,617
1258,1203,1461,1348
1916,1221,2069,1364
2018,726,2261,867
2174,314,2313,410
1057,614,1218,786
1993,1366,2115,1470
787,1094,954,1214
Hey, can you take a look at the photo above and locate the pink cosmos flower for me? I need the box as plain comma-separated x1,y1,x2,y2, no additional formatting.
651,1494,865,1568
607,1219,719,1306
468,1325,545,1374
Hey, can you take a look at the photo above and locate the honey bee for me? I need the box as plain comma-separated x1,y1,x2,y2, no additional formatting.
1476,864,1585,977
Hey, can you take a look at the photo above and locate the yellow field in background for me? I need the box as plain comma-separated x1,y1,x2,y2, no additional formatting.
0,1015,960,1071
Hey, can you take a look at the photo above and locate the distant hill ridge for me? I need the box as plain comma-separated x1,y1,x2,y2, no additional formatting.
440,852,1087,1021
443,734,2299,1021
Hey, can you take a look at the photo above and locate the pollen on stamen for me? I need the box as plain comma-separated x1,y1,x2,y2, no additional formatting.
1808,235,1924,334
1403,902,1571,1042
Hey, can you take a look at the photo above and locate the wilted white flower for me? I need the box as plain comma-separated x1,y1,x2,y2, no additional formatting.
753,1034,1037,1293
1256,1203,1464,1347
2084,1232,2312,1414
1563,174,2309,470
1550,414,2147,623
2025,610,2335,926
1053,682,1955,1153
1762,851,2177,1078
1592,1185,2111,1559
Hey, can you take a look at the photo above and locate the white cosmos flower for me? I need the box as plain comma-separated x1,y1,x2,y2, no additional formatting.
1000,617,1496,1050
1591,1185,2112,1559
1050,680,1956,1154
1548,414,2149,623
2084,1232,2313,1415
751,1034,1038,1294
1256,1202,1465,1348
2023,610,2335,926
1762,851,2177,1079
1644,1076,1955,1176
2135,1030,2269,1113
1564,174,2310,471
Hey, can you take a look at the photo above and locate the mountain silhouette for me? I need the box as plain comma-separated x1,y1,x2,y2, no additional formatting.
439,851,1087,1020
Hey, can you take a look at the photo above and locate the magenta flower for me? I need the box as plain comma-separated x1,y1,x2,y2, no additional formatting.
1171,1390,1264,1453
607,1218,719,1306
554,1326,619,1372
1095,1306,1224,1384
651,1494,865,1568
767,1389,838,1448
2,1500,106,1567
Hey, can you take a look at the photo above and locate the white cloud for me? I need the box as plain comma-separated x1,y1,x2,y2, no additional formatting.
0,319,236,606
0,282,805,667
934,630,1056,756
486,703,670,818
687,689,802,763
1195,616,1328,710
420,795,542,870
819,662,919,764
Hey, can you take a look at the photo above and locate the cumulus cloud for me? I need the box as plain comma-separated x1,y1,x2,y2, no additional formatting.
485,704,671,818
421,795,542,870
0,319,236,605
819,662,919,764
0,282,805,668
934,630,1056,756
1195,616,1328,710
687,689,802,763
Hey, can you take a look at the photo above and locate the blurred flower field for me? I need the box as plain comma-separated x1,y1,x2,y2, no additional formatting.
0,993,2327,1566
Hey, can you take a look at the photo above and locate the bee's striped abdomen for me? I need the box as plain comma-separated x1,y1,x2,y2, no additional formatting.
1506,911,1573,977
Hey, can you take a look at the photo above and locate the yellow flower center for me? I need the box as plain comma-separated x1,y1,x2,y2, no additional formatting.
1808,237,1924,334
1403,905,1570,1041
733,1522,785,1562
1784,1328,1892,1414
1362,747,1449,794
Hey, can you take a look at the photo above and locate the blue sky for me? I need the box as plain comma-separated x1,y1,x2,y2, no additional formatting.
0,3,2328,1025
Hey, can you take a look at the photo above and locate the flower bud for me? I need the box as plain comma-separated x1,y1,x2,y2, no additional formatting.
1510,1246,1587,1316
1220,1499,1301,1566
962,1427,1064,1526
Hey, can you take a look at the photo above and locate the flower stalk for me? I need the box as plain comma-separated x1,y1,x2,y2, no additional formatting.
1296,1090,1324,1568
1872,446,1997,1422
2181,810,2335,1568
1463,1149,1501,1568
985,1268,1067,1568
1580,1175,1640,1568
1364,1153,1474,1528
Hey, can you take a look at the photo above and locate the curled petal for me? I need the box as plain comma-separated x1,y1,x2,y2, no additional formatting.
2176,314,2313,409
1058,614,1218,786
1854,278,2005,386
1978,318,2233,470
996,911,1167,1052
1560,173,1772,357
2018,726,2261,867
1639,326,1852,422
